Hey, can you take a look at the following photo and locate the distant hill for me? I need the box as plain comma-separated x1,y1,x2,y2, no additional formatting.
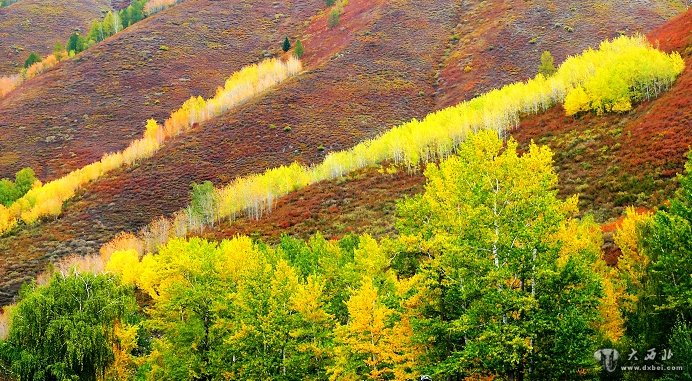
0,0,112,74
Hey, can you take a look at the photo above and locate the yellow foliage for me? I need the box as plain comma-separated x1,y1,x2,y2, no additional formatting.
564,86,590,116
135,254,160,298
560,35,684,115
551,217,601,268
0,57,302,235
105,322,140,380
291,276,333,326
599,275,625,342
353,235,393,280
217,235,262,281
100,232,144,263
24,53,62,80
0,51,64,99
0,205,16,233
614,207,652,312
0,74,21,97
105,250,141,285
330,277,417,381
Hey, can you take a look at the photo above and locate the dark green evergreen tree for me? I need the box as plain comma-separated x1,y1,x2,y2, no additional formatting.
67,32,84,54
23,52,41,68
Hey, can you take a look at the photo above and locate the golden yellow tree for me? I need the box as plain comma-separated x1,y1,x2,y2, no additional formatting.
614,207,652,312
330,276,416,381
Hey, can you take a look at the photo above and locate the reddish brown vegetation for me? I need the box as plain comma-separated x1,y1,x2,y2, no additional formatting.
201,167,424,243
436,0,683,108
0,0,324,181
301,0,388,67
0,0,111,75
0,1,686,306
648,8,692,53
0,0,458,304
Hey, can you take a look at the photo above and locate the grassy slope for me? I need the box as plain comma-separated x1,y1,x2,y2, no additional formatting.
0,1,686,304
0,0,322,180
0,0,112,75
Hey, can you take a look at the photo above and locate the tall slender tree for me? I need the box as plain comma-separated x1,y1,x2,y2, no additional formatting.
397,131,604,379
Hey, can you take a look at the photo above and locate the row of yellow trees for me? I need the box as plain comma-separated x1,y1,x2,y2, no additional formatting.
105,35,683,254
0,57,302,234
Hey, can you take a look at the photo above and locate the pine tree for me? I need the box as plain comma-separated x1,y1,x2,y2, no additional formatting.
328,9,341,29
67,32,83,54
23,52,41,69
282,36,291,52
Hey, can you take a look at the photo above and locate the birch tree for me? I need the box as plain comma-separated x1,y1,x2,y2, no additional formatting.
397,131,603,379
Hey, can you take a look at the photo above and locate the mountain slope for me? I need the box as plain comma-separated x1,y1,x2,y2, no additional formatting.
0,0,323,180
202,8,692,248
0,0,111,75
0,1,687,305
436,0,686,107
0,0,460,305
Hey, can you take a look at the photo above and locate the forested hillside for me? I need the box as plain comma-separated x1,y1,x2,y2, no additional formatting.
0,1,691,380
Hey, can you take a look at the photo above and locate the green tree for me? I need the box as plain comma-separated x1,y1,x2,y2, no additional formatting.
119,7,131,28
128,0,145,24
87,20,105,43
328,9,341,29
67,31,85,54
632,150,692,365
660,319,692,381
23,52,41,69
397,131,603,379
144,238,231,379
538,50,557,77
283,36,292,52
143,237,335,380
14,167,36,196
189,180,217,227
0,179,17,207
53,42,65,60
0,167,36,206
0,272,136,381
294,39,304,58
